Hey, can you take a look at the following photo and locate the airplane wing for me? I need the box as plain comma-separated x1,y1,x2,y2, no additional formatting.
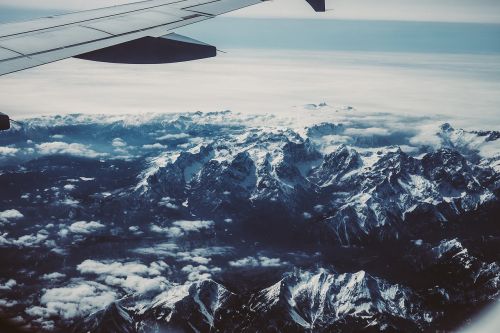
0,0,326,77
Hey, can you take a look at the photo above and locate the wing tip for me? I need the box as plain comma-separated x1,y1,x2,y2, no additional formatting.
305,0,326,12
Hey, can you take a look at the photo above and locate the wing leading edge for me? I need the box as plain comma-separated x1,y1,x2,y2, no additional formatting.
0,0,326,78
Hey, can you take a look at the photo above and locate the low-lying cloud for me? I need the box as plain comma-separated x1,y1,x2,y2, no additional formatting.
36,142,105,158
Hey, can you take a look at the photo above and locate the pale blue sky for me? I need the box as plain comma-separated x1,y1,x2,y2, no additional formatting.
1,0,500,23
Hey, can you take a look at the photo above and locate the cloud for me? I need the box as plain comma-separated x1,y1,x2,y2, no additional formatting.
172,220,214,232
409,122,446,148
0,279,17,291
480,141,500,159
128,226,143,235
36,142,105,158
0,233,11,246
0,209,23,224
150,220,213,238
0,147,18,156
111,138,127,147
131,242,179,256
181,265,221,281
143,143,167,149
68,221,105,234
150,224,183,238
229,256,288,268
157,133,191,141
158,197,179,210
0,231,49,248
344,127,391,137
80,177,94,181
103,275,168,294
0,299,18,308
77,259,165,277
25,281,117,320
1,50,498,131
40,272,66,281
12,232,49,247
176,251,211,265
77,259,169,293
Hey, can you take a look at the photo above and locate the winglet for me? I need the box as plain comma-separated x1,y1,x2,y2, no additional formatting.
305,0,326,12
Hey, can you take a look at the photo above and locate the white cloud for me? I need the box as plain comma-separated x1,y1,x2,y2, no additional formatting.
131,242,179,256
103,275,168,294
80,177,95,181
158,197,179,209
479,140,500,159
157,133,190,141
77,259,169,293
40,272,66,281
36,142,105,158
176,251,212,265
229,256,259,268
143,143,167,149
172,220,214,232
0,231,50,248
229,256,287,268
0,146,18,156
128,226,143,235
0,279,17,291
77,259,165,277
0,209,23,224
12,232,49,247
0,299,18,307
409,123,443,148
1,51,498,131
150,224,183,238
150,220,213,238
63,184,76,190
26,281,117,320
0,233,11,246
181,265,221,281
111,138,127,147
68,221,105,234
344,127,391,137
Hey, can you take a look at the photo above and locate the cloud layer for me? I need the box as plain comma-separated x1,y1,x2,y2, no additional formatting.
0,51,498,130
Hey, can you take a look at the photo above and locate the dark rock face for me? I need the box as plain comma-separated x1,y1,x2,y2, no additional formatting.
72,303,135,333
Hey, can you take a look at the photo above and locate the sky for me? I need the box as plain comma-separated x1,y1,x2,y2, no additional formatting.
1,0,500,23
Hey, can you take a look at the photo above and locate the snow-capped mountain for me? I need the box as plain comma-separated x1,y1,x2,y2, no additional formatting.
242,270,432,332
0,110,498,332
138,279,233,332
122,118,498,246
72,270,434,333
